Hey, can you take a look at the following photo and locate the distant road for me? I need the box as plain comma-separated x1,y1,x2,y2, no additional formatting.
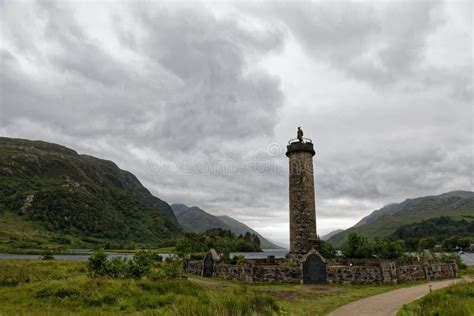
328,278,467,316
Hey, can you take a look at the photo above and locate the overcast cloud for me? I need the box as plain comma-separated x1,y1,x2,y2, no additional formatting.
1,1,472,245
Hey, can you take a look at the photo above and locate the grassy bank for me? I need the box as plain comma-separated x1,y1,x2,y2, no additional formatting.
398,266,474,316
0,260,278,315
398,282,474,316
0,259,430,315
189,275,425,315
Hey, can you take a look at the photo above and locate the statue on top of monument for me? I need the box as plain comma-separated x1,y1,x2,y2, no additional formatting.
297,127,303,142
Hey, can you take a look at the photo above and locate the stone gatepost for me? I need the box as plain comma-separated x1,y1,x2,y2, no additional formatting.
202,249,220,278
286,130,318,256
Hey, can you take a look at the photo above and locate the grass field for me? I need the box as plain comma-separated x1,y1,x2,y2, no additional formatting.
0,259,431,315
397,282,474,316
397,266,474,316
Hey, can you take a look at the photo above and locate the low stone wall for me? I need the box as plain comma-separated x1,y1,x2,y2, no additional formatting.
327,265,383,285
326,260,457,285
183,260,301,283
183,257,457,285
424,261,458,281
183,260,203,276
395,264,426,282
252,265,301,283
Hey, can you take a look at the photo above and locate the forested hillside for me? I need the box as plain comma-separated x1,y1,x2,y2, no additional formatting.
0,137,182,249
328,191,474,248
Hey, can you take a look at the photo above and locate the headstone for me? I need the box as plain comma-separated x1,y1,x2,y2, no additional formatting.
302,251,327,284
202,252,214,278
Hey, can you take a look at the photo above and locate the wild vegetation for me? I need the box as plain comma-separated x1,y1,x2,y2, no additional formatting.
391,216,473,251
398,281,474,316
328,192,474,248
342,232,404,259
0,259,431,315
0,137,181,250
0,259,279,315
175,228,262,257
171,204,282,249
318,239,337,258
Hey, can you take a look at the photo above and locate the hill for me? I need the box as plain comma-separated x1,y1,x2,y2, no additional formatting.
0,137,182,249
171,204,283,249
391,216,474,250
321,229,343,241
328,191,474,248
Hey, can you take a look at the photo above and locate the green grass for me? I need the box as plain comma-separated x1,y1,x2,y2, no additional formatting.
0,260,278,315
188,275,427,315
0,260,439,315
398,282,474,316
0,210,97,254
460,265,474,278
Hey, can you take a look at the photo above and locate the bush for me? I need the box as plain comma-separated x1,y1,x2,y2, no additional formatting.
127,251,153,278
229,255,246,265
319,240,337,258
342,233,405,259
189,252,206,260
176,228,262,256
437,253,467,269
106,257,128,278
372,238,404,259
161,257,182,279
343,233,374,258
88,249,109,276
87,249,159,278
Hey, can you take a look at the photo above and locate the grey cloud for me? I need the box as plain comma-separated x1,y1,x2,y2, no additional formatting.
0,1,471,241
271,1,440,85
263,0,471,103
1,1,284,154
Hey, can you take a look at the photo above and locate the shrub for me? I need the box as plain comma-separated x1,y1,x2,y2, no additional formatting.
343,233,374,258
319,240,337,258
127,251,153,278
88,249,109,276
106,257,128,278
161,257,182,279
88,249,165,278
229,255,245,265
342,233,404,259
437,253,467,269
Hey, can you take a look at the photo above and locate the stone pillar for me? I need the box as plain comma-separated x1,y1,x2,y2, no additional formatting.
286,139,318,255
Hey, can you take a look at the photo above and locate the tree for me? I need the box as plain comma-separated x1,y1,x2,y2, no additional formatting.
319,240,336,258
372,238,404,259
419,237,437,250
342,233,374,258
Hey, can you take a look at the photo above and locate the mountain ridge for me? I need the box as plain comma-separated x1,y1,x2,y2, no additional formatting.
171,203,283,249
328,190,474,248
0,136,182,248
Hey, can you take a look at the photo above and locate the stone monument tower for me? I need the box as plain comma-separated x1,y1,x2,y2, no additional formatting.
286,127,319,255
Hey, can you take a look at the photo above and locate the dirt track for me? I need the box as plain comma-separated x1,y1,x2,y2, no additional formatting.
328,278,467,316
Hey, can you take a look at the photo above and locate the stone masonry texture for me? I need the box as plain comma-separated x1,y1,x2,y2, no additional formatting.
286,141,317,254
183,257,458,285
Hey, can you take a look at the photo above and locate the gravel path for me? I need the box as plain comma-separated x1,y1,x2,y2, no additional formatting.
328,278,467,316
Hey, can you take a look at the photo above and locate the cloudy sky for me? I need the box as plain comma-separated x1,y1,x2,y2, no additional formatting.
1,1,472,245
